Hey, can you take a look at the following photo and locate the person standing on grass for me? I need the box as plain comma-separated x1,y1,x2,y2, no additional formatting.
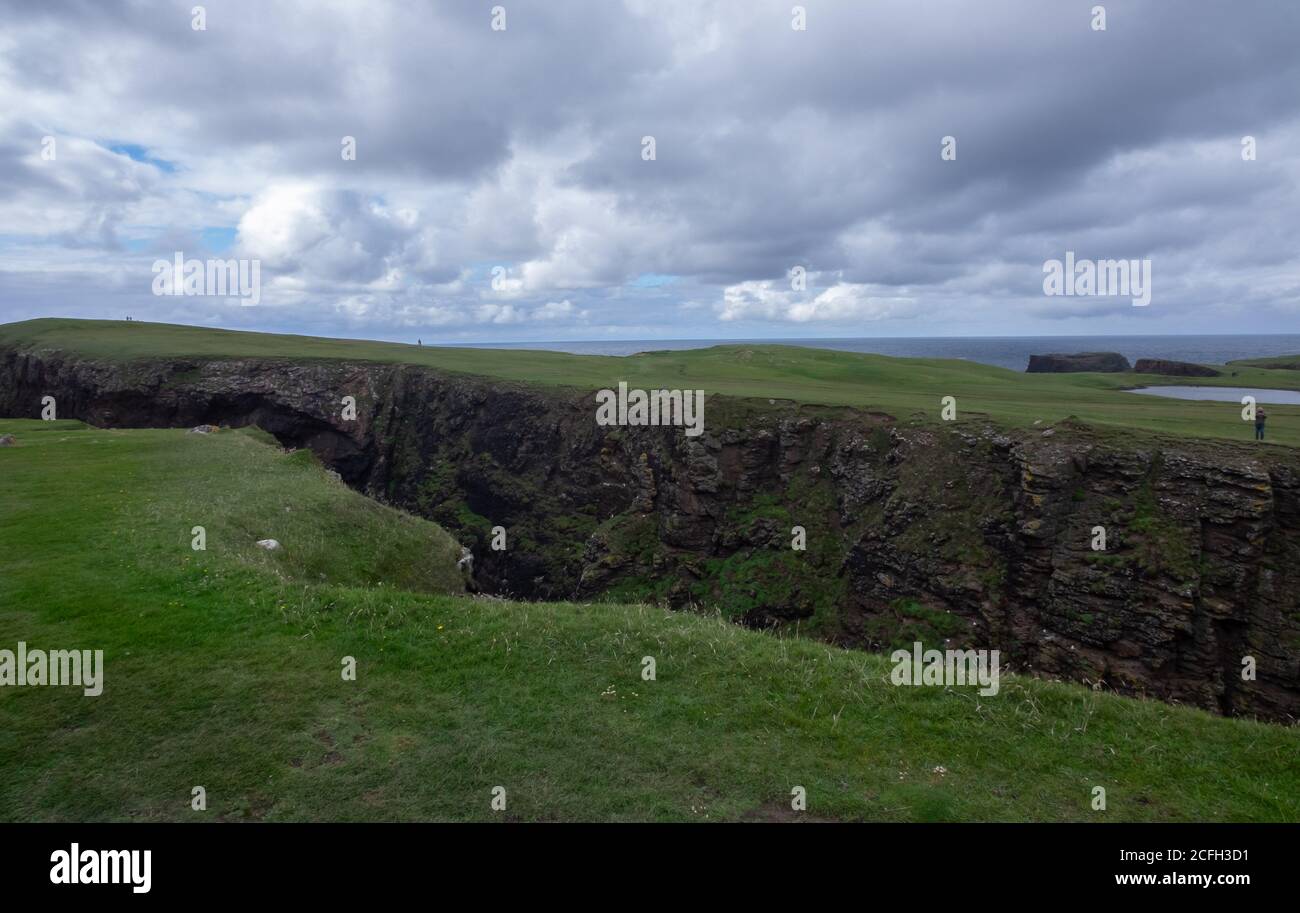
1255,407,1267,441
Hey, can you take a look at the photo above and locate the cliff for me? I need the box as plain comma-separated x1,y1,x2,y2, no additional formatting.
1027,352,1132,373
1134,359,1221,378
2,345,1297,721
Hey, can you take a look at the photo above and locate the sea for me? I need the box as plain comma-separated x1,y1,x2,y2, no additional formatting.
454,335,1300,373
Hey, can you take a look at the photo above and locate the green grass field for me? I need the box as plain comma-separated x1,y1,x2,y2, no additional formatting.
1,417,1296,822
4,317,1300,447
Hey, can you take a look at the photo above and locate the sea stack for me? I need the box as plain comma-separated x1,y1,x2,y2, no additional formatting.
1026,352,1132,373
1133,358,1221,377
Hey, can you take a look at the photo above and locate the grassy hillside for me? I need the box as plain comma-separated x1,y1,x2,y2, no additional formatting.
1230,354,1300,370
0,417,1295,822
3,317,1299,447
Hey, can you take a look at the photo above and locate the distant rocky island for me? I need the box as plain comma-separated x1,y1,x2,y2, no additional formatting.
1026,352,1222,376
1133,358,1221,377
1026,352,1131,373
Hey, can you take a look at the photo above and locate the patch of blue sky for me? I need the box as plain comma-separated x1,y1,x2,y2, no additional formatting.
464,261,514,282
108,143,177,173
201,227,237,253
628,274,677,288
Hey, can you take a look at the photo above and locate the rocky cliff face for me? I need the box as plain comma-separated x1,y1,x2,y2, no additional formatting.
1134,359,1222,377
3,346,1297,721
1027,352,1132,373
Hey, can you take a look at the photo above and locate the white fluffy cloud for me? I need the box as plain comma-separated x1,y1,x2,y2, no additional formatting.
719,279,916,323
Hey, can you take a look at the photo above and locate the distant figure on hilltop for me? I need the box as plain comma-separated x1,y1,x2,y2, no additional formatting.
1255,407,1268,441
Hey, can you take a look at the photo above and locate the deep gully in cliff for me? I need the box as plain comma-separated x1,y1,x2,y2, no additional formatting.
3,348,1298,722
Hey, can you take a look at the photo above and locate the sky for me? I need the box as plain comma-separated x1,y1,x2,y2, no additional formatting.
2,0,1299,344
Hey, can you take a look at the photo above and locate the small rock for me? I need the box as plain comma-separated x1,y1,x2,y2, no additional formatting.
457,546,478,592
256,539,281,551
1041,429,1055,437
188,424,219,435
0,434,15,447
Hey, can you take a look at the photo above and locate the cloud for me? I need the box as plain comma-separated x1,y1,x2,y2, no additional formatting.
535,300,586,321
2,0,1300,340
235,184,425,284
460,299,588,326
719,280,916,323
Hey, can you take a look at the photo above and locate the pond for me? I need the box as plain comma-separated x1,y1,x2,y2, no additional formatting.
1125,386,1300,405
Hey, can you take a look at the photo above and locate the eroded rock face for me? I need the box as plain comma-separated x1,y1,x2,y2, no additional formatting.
2,347,1297,721
1134,359,1222,377
1027,352,1132,373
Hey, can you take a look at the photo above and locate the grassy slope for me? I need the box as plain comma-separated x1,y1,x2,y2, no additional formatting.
3,317,1299,447
0,418,1295,822
1230,355,1300,369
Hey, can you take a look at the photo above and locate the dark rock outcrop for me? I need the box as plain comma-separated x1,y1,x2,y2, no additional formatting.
2,346,1297,722
1027,352,1132,373
1134,359,1221,377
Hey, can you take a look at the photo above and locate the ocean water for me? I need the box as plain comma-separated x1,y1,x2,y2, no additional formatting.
455,335,1300,373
